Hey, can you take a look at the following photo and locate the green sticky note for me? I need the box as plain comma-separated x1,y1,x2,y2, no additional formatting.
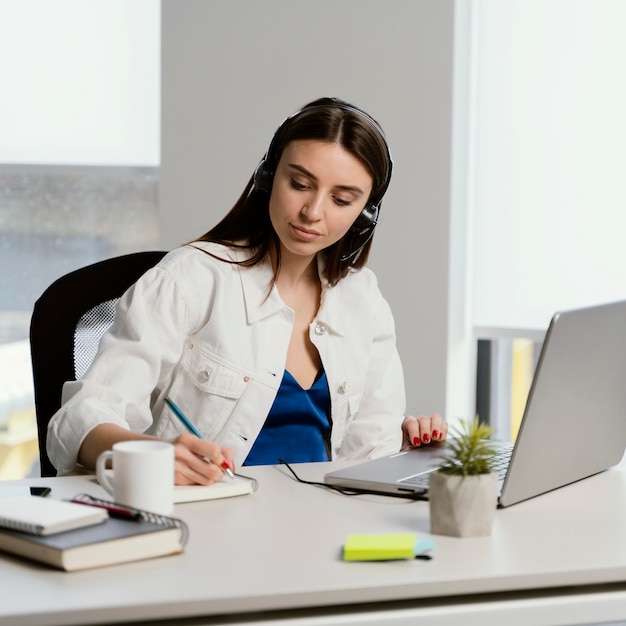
343,533,434,561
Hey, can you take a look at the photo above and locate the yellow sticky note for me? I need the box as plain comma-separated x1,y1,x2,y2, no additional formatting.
343,533,433,561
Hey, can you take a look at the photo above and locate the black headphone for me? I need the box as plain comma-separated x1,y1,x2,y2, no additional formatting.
253,100,393,261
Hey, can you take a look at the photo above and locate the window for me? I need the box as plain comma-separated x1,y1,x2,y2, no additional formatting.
471,0,626,333
0,0,160,478
466,0,626,435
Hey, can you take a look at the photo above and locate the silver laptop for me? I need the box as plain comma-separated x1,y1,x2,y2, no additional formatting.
324,300,626,507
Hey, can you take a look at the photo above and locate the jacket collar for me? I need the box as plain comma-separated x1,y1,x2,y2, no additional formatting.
236,250,345,336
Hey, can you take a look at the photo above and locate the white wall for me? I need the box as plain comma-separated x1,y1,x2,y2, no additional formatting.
160,0,457,417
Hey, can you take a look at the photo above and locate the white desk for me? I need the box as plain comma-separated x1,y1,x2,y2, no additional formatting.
2,459,626,626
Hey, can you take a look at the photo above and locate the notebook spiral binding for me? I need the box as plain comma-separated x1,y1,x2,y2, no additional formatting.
72,493,189,546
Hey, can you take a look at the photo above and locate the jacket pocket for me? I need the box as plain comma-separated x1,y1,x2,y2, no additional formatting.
181,345,250,397
156,345,252,440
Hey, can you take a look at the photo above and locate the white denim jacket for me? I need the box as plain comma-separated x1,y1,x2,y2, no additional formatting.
47,242,405,475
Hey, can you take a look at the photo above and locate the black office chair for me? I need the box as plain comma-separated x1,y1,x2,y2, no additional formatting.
29,251,167,477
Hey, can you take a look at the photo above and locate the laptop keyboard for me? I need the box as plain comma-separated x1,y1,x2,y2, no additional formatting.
397,472,433,490
398,444,514,489
490,445,514,479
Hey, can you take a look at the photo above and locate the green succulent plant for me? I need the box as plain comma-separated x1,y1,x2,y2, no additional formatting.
436,417,498,477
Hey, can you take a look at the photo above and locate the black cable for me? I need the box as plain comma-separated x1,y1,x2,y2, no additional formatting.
278,459,428,500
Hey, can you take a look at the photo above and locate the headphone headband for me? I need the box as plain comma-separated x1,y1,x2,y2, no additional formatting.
254,100,393,200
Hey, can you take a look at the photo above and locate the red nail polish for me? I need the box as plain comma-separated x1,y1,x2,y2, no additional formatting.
423,434,430,443
432,430,439,439
413,436,420,446
220,461,230,470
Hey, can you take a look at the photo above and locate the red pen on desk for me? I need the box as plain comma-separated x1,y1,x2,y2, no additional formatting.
70,495,142,521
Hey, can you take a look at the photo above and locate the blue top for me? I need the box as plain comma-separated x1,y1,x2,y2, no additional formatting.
243,370,331,466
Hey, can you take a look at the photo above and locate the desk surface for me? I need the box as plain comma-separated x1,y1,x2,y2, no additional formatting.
2,459,626,626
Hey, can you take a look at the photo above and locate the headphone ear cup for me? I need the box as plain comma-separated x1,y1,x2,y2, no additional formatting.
253,160,274,194
350,204,379,236
339,204,379,262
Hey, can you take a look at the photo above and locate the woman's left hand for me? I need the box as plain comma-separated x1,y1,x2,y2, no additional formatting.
401,413,448,450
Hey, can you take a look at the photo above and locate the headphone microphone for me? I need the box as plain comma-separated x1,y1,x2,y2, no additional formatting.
253,100,392,262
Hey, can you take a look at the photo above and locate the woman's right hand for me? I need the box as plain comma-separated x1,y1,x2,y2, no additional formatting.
171,432,235,485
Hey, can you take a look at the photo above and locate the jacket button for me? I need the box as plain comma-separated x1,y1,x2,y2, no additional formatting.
314,324,326,335
338,382,349,394
197,370,210,383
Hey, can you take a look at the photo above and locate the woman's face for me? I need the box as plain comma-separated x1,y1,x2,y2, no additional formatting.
269,139,373,263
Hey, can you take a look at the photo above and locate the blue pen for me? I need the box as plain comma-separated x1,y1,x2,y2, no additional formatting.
165,396,235,479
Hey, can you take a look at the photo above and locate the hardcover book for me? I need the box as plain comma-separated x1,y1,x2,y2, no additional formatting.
0,515,185,571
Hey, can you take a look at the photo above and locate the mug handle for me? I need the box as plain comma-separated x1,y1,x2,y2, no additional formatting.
96,450,115,497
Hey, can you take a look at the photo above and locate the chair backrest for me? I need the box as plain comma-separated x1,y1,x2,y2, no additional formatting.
29,251,167,477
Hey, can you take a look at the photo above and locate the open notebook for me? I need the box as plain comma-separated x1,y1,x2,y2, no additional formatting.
95,472,254,503
173,476,254,503
325,300,626,507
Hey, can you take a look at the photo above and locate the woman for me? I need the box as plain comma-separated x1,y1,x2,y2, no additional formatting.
48,97,447,484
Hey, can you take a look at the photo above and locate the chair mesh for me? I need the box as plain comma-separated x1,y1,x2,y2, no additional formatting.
73,299,119,379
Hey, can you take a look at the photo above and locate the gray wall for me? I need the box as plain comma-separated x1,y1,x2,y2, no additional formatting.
160,0,457,416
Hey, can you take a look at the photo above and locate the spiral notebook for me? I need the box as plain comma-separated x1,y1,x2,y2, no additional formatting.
0,495,108,536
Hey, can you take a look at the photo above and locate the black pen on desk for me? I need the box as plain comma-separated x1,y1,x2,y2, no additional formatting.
164,396,236,480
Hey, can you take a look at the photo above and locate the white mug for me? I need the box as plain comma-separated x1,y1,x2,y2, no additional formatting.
96,440,175,515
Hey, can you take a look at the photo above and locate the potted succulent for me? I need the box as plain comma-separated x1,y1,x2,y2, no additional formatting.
429,417,499,537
